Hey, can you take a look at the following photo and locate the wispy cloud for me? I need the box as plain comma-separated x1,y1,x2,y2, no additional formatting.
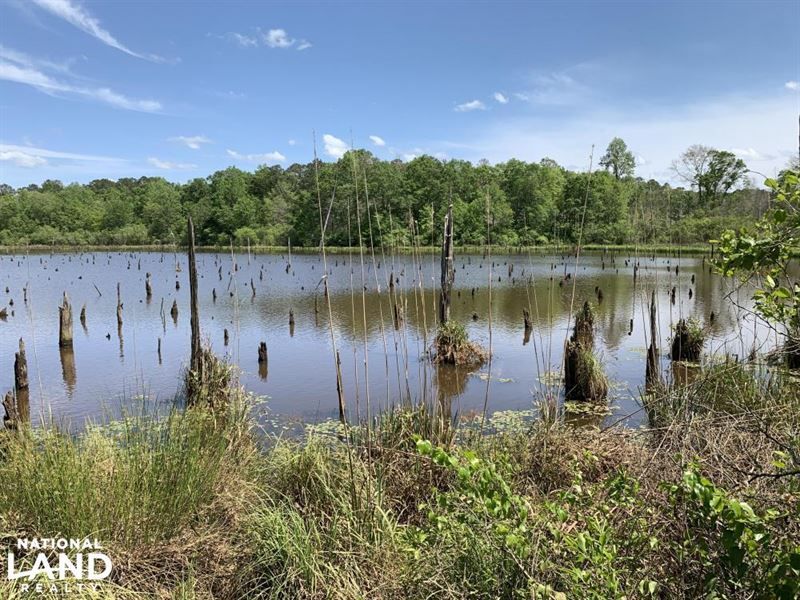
786,81,799,91
147,157,197,170
228,32,258,48
454,99,487,112
0,48,162,112
517,72,591,106
226,149,286,163
169,135,211,150
731,147,775,161
369,135,386,147
0,44,78,75
323,134,348,158
0,142,125,169
224,28,312,51
29,0,167,62
493,92,509,104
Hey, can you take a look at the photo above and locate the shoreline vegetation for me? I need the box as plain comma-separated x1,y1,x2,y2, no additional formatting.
0,143,774,250
0,359,797,599
0,242,720,255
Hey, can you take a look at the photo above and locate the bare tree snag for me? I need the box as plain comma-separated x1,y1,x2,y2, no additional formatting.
116,282,123,328
439,203,454,325
188,216,202,387
645,290,661,390
14,338,28,392
59,292,73,348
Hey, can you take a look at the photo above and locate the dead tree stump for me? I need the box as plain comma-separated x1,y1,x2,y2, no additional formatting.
116,282,123,327
14,338,28,393
187,216,203,404
59,292,73,348
645,290,661,390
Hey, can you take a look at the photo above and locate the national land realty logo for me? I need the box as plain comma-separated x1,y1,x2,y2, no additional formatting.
6,537,112,595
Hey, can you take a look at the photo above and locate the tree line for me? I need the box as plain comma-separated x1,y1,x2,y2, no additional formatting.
0,139,775,248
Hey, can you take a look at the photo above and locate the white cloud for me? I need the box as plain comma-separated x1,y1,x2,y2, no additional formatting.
288,139,297,146
169,135,211,150
786,81,799,91
0,143,125,170
513,92,530,101
0,149,47,168
147,157,196,170
263,28,294,48
29,0,164,62
731,147,775,161
224,28,311,51
226,149,286,163
0,55,162,112
455,100,487,112
455,93,796,183
322,134,349,158
369,135,386,147
493,92,509,104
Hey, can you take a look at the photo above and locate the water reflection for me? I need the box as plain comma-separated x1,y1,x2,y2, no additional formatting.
59,346,77,396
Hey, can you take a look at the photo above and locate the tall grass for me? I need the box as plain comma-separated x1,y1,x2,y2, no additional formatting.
0,391,257,597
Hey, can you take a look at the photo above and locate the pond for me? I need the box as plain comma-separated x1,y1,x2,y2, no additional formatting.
0,249,774,431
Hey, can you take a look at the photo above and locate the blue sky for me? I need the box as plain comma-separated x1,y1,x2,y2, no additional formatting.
0,0,798,187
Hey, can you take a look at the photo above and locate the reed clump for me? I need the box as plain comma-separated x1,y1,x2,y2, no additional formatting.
564,302,609,402
433,320,488,366
184,345,232,410
670,317,705,362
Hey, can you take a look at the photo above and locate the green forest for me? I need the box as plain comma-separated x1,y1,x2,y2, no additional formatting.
0,139,776,248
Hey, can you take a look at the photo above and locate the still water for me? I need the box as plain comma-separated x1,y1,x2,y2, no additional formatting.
0,250,774,430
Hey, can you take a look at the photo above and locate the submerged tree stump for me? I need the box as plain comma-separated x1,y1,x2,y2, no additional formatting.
670,318,703,362
14,338,28,392
170,300,179,322
523,308,533,345
564,302,608,402
645,290,661,390
3,390,19,430
59,292,73,348
116,282,123,328
145,273,153,300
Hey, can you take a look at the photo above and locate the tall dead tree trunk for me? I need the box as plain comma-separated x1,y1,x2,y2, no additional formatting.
116,282,123,328
188,215,202,401
645,290,661,390
439,203,454,325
